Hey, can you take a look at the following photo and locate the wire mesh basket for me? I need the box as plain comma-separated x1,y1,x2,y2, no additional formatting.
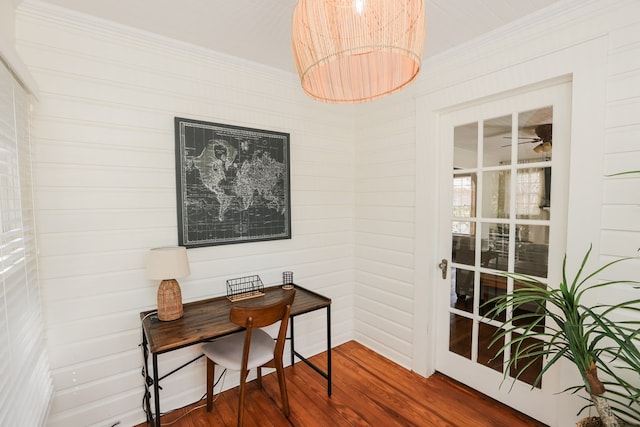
226,275,265,302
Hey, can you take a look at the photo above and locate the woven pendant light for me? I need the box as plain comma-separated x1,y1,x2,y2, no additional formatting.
292,0,426,103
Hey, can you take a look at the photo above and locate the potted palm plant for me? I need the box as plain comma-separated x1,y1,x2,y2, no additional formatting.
484,245,640,427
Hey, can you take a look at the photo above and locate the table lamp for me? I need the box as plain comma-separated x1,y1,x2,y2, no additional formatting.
146,246,191,321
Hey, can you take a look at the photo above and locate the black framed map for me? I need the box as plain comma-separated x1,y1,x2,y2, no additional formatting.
174,117,291,247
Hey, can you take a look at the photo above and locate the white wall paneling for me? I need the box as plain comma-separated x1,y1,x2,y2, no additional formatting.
357,1,640,426
602,6,640,270
16,1,355,425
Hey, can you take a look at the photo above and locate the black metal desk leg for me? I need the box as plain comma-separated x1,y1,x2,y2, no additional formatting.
152,354,161,427
290,316,295,366
327,306,332,396
141,332,153,424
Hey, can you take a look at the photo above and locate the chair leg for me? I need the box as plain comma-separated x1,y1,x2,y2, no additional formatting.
275,361,290,417
206,359,215,412
256,367,263,389
237,368,249,427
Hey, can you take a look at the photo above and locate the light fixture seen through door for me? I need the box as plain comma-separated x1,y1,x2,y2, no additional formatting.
291,0,426,103
533,123,553,153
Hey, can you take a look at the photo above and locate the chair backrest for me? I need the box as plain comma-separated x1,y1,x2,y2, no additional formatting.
230,291,295,329
229,290,296,364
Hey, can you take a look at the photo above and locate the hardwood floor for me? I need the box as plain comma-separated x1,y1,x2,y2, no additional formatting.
137,341,547,427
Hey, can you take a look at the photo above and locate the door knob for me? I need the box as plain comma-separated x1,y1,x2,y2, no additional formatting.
438,259,448,279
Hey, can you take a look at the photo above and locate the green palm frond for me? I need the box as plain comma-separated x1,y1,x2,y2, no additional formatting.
481,245,640,424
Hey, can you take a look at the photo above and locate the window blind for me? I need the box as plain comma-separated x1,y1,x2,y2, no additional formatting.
0,60,53,426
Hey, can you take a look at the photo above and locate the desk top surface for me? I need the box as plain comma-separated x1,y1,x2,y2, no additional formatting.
141,284,331,354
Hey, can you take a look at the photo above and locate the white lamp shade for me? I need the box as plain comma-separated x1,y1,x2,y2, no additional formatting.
146,246,191,280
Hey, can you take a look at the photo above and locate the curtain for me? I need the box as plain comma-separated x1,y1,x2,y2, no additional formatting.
496,165,546,219
515,167,545,218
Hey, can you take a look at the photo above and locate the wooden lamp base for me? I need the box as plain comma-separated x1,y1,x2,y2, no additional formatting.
157,279,183,321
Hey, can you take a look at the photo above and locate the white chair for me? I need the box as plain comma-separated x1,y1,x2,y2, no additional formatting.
202,290,295,426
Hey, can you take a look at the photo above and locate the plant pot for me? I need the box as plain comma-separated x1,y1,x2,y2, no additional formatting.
577,417,629,427
576,417,603,427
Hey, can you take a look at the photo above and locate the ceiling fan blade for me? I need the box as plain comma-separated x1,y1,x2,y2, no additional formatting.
501,138,541,147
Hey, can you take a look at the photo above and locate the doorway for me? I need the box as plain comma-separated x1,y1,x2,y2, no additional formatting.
435,82,571,425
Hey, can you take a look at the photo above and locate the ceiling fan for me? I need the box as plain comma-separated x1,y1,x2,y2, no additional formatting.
502,123,552,153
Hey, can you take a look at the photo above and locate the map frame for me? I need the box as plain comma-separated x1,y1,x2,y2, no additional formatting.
174,117,291,248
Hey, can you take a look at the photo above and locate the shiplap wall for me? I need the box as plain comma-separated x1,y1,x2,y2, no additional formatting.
352,96,417,368
11,0,640,425
353,0,640,392
0,1,14,43
15,2,355,426
601,9,640,264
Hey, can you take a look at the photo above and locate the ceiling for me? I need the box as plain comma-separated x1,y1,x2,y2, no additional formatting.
24,0,564,75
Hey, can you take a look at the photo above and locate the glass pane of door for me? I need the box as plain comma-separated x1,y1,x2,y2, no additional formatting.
452,124,478,316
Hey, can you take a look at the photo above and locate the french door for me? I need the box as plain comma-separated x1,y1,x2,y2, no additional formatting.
435,82,571,425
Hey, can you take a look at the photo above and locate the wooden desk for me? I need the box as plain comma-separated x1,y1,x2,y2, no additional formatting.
140,284,332,427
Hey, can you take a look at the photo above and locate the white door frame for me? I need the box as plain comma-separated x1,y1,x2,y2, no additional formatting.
413,36,608,426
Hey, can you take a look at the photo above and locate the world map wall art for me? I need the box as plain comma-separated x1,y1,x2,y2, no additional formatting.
174,117,291,247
